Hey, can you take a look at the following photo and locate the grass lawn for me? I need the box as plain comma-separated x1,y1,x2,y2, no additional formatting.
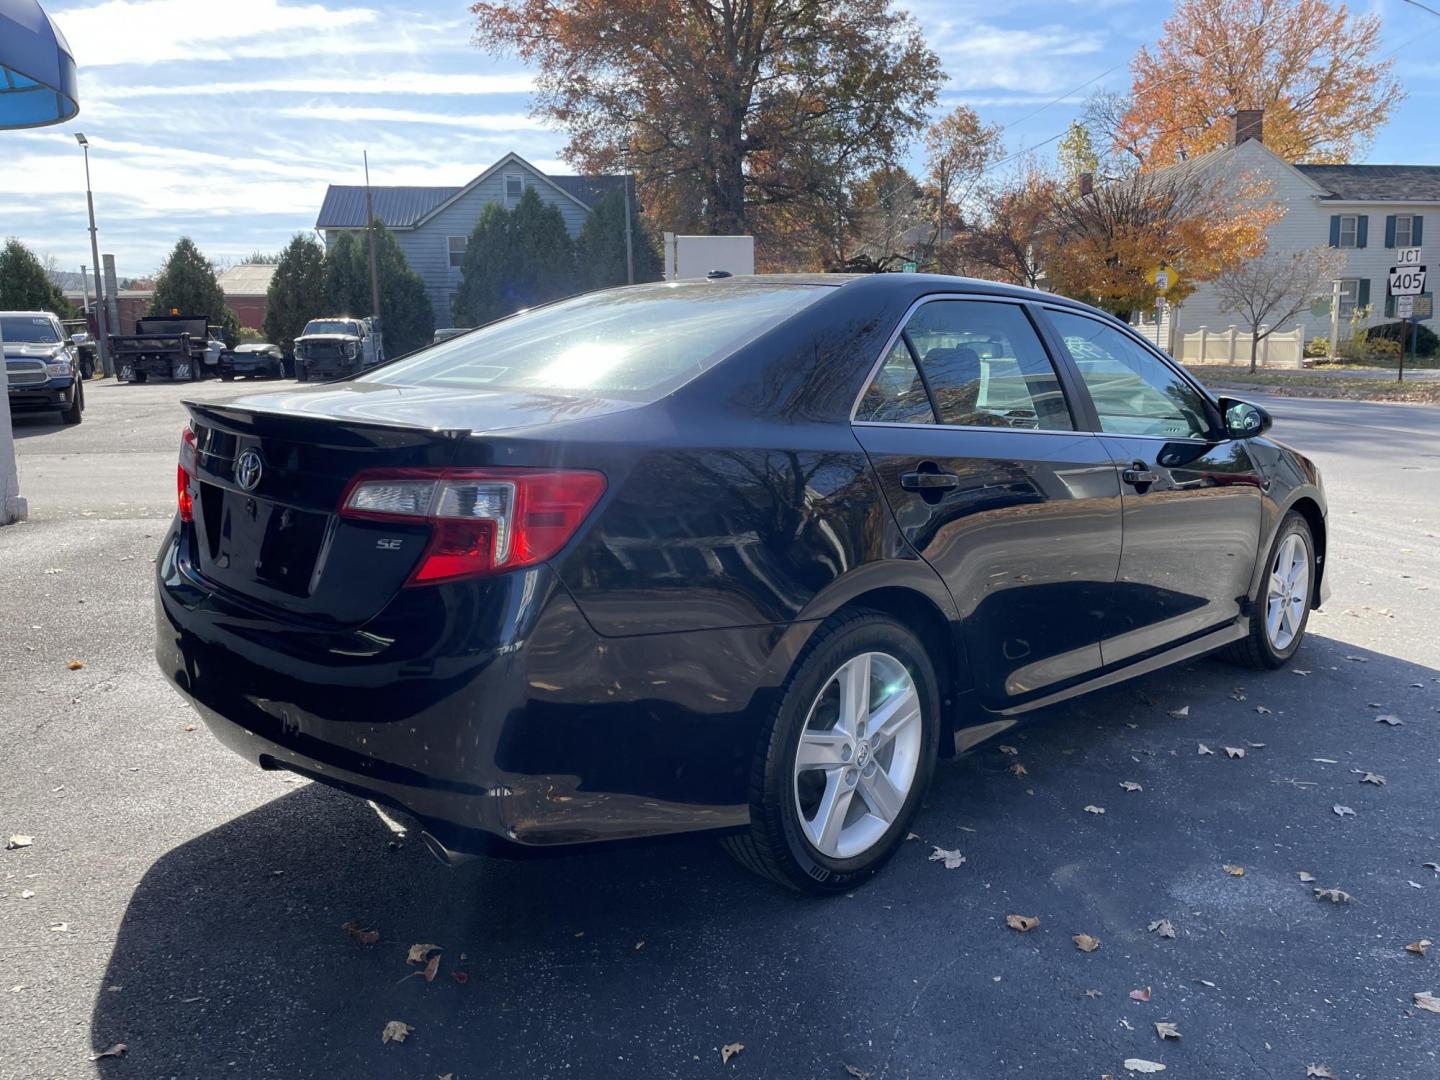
1187,366,1440,404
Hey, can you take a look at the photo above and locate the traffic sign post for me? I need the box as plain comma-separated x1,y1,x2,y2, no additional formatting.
1388,264,1427,296
1389,253,1426,383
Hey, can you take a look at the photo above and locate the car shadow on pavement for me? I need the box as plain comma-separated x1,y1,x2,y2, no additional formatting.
90,632,1439,1080
9,412,68,439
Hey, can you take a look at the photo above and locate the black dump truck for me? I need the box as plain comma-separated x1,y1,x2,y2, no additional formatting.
111,315,211,383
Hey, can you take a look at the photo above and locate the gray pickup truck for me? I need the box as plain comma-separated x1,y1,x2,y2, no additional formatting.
293,316,383,381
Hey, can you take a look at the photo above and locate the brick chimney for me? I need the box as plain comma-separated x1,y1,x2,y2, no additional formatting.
1231,109,1264,148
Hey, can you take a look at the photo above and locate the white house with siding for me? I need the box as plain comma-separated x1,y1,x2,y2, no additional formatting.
315,152,627,322
1150,113,1439,355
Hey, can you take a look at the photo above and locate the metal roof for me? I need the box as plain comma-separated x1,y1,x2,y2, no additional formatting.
216,263,277,296
1295,164,1440,203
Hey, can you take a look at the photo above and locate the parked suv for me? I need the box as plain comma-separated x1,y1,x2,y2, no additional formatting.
293,316,383,381
4,310,84,425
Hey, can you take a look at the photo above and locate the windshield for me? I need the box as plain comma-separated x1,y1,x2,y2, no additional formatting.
1,316,60,344
362,283,827,399
303,320,360,337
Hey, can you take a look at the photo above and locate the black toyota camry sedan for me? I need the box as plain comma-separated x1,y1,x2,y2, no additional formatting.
156,274,1328,893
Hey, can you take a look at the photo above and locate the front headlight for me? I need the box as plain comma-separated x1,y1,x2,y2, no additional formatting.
345,342,358,359
47,360,72,377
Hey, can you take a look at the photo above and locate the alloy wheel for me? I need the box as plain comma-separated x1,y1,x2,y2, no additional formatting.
792,651,923,860
1265,532,1310,651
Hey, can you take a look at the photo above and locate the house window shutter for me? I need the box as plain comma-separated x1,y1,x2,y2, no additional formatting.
1358,279,1371,311
1385,293,1395,318
1385,215,1397,248
1414,216,1424,246
1329,215,1341,247
1356,216,1369,248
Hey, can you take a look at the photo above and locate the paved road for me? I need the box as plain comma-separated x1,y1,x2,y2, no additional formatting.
2,380,1438,1080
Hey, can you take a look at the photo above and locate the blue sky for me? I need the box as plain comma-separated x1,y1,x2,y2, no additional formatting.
5,0,1436,277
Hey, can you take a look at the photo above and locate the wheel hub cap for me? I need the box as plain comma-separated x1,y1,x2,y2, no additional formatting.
792,651,922,860
1265,533,1310,651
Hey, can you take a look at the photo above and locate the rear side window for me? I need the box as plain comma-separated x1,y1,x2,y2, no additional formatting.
1047,310,1212,438
362,283,826,401
856,299,1073,430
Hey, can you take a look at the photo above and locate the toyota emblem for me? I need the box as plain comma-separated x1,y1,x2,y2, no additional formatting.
235,448,264,492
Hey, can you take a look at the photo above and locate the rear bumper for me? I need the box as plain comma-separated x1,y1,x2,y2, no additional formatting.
7,377,74,411
154,525,762,855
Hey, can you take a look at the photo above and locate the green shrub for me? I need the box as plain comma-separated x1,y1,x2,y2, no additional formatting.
1366,320,1438,357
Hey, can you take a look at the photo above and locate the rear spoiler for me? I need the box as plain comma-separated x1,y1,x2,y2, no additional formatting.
185,399,472,450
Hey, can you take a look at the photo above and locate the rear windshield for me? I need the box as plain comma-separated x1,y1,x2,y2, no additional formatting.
360,283,827,399
1,316,60,343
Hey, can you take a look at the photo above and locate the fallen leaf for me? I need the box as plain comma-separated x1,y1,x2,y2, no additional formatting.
1154,1021,1181,1040
843,1066,873,1080
1306,1067,1336,1078
1006,914,1039,932
1314,888,1352,903
1222,865,1245,877
929,847,965,869
1129,986,1152,1002
1247,742,1266,749
1376,714,1403,726
1195,979,1217,988
1360,773,1385,786
1297,871,1316,883
1008,762,1028,777
406,943,439,965
998,744,1019,756
1147,919,1176,939
1167,706,1190,719
5,835,32,850
18,890,33,899
1255,705,1272,715
381,1020,413,1045
1426,863,1440,874
721,1042,744,1064
1119,1017,1134,1030
1223,746,1246,759
48,922,69,933
1120,781,1143,792
422,954,440,983
1293,669,1310,676
905,832,919,841
1344,654,1368,662
1333,804,1356,818
1084,805,1106,815
1073,933,1101,952
1405,939,1432,957
341,920,379,946
67,660,84,670
1197,743,1214,756
1085,989,1103,998
634,939,646,951
1123,1058,1166,1072
451,970,469,984
1414,991,1440,1015
91,1044,126,1060
1312,757,1338,764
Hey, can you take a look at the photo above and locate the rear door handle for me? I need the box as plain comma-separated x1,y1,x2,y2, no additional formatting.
900,471,961,491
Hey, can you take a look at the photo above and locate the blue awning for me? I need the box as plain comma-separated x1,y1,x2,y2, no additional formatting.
0,0,78,129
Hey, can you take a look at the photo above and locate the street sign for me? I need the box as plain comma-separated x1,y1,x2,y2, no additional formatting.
1146,265,1178,294
1414,293,1433,321
900,261,917,274
1396,247,1423,266
1389,265,1427,296
1396,295,1414,319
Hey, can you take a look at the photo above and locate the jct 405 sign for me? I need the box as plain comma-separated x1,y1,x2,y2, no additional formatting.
1389,265,1427,296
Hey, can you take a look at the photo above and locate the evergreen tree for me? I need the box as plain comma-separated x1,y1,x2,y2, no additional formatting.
323,232,369,316
574,189,662,291
150,237,240,344
323,223,435,356
451,203,513,326
451,188,579,327
264,233,328,351
0,238,74,316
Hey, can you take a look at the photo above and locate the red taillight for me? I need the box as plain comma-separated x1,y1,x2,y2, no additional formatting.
177,426,197,522
337,467,606,584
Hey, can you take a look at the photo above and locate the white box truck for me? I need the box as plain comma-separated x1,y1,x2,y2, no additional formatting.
663,233,756,280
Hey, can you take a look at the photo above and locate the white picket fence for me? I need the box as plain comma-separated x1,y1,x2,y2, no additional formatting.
1174,325,1306,368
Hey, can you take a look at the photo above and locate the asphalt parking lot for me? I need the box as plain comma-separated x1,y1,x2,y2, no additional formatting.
2,376,1438,1080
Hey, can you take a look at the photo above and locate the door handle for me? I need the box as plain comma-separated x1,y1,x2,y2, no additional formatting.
900,470,961,491
1122,462,1160,487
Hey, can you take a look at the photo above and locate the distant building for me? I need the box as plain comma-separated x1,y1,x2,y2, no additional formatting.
216,263,277,330
315,152,627,320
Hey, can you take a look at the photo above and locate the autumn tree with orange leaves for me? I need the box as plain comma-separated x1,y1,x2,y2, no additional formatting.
1115,0,1402,166
468,0,941,261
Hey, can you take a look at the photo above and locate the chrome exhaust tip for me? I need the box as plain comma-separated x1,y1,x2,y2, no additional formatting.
420,830,478,867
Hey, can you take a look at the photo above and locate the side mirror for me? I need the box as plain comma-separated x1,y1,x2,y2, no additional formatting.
1219,397,1271,440
70,333,88,345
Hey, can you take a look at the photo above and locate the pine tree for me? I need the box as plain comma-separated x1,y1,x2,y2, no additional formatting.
263,234,328,351
323,232,369,317
451,188,579,327
150,237,239,343
574,189,662,291
323,224,435,356
0,238,74,316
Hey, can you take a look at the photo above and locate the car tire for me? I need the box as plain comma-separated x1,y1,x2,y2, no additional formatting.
221,371,235,382
296,363,309,382
1224,511,1315,669
722,610,940,894
61,380,83,425
133,370,147,385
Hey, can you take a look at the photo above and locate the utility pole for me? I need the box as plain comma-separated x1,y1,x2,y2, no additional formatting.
363,150,382,324
623,173,635,285
75,133,112,376
80,264,91,327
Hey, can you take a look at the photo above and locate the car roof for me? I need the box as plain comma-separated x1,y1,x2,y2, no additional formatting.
1,310,60,318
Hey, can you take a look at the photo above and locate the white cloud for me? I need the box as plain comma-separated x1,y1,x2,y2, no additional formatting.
275,105,549,130
89,72,536,98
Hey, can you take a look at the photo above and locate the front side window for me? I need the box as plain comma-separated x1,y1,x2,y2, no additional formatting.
363,282,827,400
448,235,467,269
1337,215,1358,248
1048,310,1212,439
